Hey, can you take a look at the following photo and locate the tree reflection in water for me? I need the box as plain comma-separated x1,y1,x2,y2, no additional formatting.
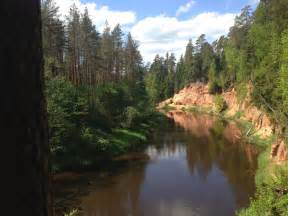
167,111,258,209
67,112,259,216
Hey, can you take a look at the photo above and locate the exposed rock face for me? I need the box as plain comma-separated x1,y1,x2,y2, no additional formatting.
159,82,287,162
173,83,214,106
271,140,288,162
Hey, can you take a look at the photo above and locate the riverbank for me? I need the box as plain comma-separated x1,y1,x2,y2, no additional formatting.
52,110,165,172
158,82,287,159
54,112,259,216
158,82,288,215
52,112,166,215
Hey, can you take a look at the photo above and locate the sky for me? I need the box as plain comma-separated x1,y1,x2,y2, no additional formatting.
55,0,260,62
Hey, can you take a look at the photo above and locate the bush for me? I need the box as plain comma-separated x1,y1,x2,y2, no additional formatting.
123,106,140,128
91,83,130,126
214,95,227,113
46,76,157,172
46,77,90,171
208,81,222,94
238,168,288,216
161,104,176,113
236,83,248,104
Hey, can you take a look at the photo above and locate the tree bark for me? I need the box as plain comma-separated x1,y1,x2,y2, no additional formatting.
0,0,50,215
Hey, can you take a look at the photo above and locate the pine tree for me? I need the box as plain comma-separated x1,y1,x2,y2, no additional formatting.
124,33,142,82
194,34,213,81
100,21,113,82
66,4,82,85
278,30,288,122
41,0,65,77
145,55,167,104
80,8,101,85
111,24,124,81
184,39,195,84
175,55,186,91
166,53,176,97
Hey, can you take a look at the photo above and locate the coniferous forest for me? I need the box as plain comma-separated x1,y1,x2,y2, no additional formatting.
145,2,288,215
41,0,160,172
3,0,288,215
147,2,288,128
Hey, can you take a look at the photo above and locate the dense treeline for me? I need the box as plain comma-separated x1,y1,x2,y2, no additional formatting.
147,1,288,133
147,1,288,214
145,35,214,103
41,0,157,172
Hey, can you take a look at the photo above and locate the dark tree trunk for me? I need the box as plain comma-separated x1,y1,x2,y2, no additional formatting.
0,0,50,215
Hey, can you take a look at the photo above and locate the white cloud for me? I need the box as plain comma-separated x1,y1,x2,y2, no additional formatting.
176,0,196,17
55,0,136,31
249,0,260,5
54,0,237,63
131,12,236,62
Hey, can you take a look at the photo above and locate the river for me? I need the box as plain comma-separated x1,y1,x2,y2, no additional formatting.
55,111,259,216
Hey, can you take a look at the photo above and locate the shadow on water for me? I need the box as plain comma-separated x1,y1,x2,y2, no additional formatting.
55,111,259,216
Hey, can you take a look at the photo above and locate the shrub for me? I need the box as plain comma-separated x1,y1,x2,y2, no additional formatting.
123,106,140,128
238,168,288,216
161,104,176,113
208,81,222,94
214,95,227,113
236,83,248,104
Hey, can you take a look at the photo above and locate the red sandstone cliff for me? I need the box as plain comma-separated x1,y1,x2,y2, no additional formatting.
159,82,287,162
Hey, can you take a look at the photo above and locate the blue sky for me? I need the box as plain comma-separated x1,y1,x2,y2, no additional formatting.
56,0,259,62
81,0,255,20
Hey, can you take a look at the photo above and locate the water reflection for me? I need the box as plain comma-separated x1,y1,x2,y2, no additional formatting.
81,164,146,216
77,112,258,216
166,112,257,209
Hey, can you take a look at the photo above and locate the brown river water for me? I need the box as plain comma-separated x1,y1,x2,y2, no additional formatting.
55,112,259,216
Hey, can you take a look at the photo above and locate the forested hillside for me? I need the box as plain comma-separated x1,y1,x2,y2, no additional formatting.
41,0,159,172
147,1,288,215
147,1,288,133
6,0,288,215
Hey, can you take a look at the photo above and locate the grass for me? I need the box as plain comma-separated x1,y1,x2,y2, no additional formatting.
238,162,288,216
236,119,276,147
233,110,244,119
214,94,227,113
161,104,176,113
110,128,148,152
52,111,166,172
235,121,288,216
182,105,214,115
236,83,248,104
102,114,164,156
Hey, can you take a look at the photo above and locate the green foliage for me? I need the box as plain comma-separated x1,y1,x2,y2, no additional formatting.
175,56,186,91
122,106,141,128
275,29,288,127
148,36,214,102
46,77,89,155
46,75,158,172
238,168,288,216
236,83,248,104
145,54,176,104
64,209,80,216
208,61,222,93
161,104,176,113
214,95,227,113
43,5,288,215
41,0,65,78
